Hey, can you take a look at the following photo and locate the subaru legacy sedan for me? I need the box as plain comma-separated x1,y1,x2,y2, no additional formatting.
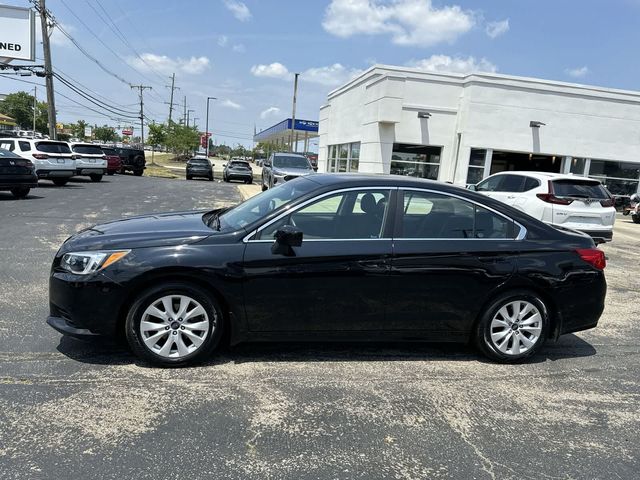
47,174,606,367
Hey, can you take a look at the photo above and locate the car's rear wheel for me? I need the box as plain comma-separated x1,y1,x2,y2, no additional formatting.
261,176,267,191
52,178,68,186
134,170,143,177
10,187,30,198
125,283,223,367
475,291,548,362
186,175,192,180
107,171,115,176
633,215,640,224
90,174,103,182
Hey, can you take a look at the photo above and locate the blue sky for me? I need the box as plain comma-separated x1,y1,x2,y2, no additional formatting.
2,0,640,147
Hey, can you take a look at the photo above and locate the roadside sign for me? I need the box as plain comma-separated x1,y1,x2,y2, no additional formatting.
122,128,133,136
84,126,92,137
0,5,36,62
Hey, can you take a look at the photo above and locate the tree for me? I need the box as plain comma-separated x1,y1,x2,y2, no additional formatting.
71,120,88,139
165,121,199,157
147,123,167,149
94,125,117,143
0,91,48,134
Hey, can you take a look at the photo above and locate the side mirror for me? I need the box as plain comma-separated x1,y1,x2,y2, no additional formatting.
271,225,303,255
467,184,477,191
223,163,227,167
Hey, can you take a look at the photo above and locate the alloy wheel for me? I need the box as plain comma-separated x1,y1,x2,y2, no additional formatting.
139,295,212,358
489,300,542,356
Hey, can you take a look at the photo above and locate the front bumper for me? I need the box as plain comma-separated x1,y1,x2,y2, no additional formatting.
47,315,101,339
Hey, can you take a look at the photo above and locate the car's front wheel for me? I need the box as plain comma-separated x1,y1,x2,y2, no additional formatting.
475,291,548,362
125,283,223,367
90,174,103,182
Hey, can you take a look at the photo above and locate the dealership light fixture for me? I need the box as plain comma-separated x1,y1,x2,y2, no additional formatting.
530,120,546,128
417,111,431,119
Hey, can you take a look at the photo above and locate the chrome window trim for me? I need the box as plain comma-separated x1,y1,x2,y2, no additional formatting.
399,187,527,241
243,186,397,243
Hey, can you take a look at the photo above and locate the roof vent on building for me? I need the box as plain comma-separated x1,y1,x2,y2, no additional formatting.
417,111,431,119
529,120,546,128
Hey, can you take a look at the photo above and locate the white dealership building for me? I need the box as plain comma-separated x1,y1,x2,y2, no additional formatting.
318,65,640,195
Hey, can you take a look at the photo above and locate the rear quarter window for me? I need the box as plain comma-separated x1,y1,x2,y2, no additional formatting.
18,141,31,151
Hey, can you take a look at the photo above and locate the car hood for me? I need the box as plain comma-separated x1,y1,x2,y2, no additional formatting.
59,210,216,253
272,167,313,176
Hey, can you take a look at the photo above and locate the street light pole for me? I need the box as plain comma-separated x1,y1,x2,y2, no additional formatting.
205,96,216,158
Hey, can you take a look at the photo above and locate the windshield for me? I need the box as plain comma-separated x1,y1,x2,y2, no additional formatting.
72,145,104,155
35,142,72,154
553,180,609,199
217,176,317,231
273,155,311,169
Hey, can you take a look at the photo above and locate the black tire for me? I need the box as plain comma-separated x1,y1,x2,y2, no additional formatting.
186,175,192,180
133,170,144,177
10,187,30,199
247,178,253,184
90,174,103,182
261,177,268,191
120,167,127,174
125,282,224,367
209,175,214,182
474,290,548,363
632,215,640,224
107,171,115,176
52,178,68,186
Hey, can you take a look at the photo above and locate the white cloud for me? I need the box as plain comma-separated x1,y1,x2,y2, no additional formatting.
301,63,363,87
223,0,252,21
322,0,475,47
221,99,243,110
218,35,229,47
260,107,281,119
407,55,497,74
250,62,291,79
232,44,246,53
565,66,589,78
485,19,509,39
127,53,211,75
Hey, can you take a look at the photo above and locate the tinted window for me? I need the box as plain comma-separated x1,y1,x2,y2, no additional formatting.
101,148,117,156
476,175,502,192
0,147,21,158
552,180,608,199
229,161,250,169
36,142,72,154
189,159,209,165
499,175,526,192
400,191,514,239
0,140,15,151
72,145,104,155
18,141,31,151
259,189,391,240
272,155,311,169
523,177,540,191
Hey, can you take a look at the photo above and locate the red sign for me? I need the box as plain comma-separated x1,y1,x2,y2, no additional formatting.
200,135,208,148
122,129,133,136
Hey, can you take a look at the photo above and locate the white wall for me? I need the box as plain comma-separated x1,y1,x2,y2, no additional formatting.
319,65,640,185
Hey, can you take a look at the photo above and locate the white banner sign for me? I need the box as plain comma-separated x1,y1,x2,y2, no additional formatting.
0,5,35,62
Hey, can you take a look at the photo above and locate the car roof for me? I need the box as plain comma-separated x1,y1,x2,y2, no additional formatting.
273,152,307,157
0,137,63,143
304,173,469,192
487,171,601,182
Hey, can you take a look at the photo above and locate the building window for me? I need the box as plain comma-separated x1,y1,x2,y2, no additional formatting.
327,142,360,173
588,160,640,195
569,157,587,175
390,144,441,179
466,148,487,185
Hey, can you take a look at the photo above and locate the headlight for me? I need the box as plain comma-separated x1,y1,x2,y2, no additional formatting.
60,250,130,275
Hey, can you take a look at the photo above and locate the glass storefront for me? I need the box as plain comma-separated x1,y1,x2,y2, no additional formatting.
327,142,360,173
466,148,487,185
588,159,640,195
390,144,441,179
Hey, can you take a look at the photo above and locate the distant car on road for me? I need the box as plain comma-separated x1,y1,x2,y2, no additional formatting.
470,171,616,244
261,152,314,191
99,146,122,175
0,147,38,198
114,147,146,176
223,160,253,184
0,137,75,186
68,143,107,182
186,156,213,181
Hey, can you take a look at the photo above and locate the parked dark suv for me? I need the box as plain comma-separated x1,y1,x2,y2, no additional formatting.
114,147,145,176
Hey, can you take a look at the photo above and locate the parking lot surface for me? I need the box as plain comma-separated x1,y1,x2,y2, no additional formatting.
0,175,639,479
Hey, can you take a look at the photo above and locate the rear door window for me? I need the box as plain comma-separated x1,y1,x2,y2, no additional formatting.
35,142,72,154
497,175,526,192
552,180,608,199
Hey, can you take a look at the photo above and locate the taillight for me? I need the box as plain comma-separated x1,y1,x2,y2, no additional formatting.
576,248,606,270
599,198,614,207
101,155,106,159
15,159,34,168
32,153,49,159
536,193,573,205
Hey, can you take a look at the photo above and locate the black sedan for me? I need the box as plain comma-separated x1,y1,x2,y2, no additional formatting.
185,157,213,181
223,160,253,184
47,174,606,366
0,147,38,199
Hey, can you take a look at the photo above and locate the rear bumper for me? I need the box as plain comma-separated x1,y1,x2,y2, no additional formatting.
227,172,252,179
76,168,107,175
581,229,613,243
37,170,75,178
0,174,38,189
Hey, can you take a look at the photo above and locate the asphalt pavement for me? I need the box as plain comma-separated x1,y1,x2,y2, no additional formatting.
0,174,638,479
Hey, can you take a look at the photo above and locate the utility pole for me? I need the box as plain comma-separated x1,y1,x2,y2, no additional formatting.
130,84,152,149
182,96,187,125
289,73,299,152
205,97,216,158
187,109,195,127
192,117,198,128
165,73,178,124
32,86,37,134
38,0,57,139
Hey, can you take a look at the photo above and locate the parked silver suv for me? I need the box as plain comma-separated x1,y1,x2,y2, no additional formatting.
261,152,314,191
0,138,76,186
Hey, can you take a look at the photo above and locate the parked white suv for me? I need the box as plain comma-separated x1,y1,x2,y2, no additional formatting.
470,171,615,243
0,138,76,186
68,142,108,182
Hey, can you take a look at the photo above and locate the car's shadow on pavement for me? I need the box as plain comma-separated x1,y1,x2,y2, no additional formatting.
55,333,597,368
0,194,45,201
